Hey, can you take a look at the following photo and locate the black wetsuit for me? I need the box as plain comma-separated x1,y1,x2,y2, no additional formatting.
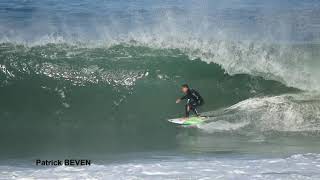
180,89,204,117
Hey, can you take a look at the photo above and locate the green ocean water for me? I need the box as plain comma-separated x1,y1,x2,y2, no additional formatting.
2,42,320,159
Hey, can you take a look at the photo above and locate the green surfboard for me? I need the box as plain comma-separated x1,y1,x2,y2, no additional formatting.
168,117,206,125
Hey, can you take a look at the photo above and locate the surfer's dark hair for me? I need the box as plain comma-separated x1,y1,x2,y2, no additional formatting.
181,84,189,89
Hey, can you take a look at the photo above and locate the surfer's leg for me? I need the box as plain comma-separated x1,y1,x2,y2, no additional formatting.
190,102,200,116
193,107,200,116
191,105,200,116
185,104,190,117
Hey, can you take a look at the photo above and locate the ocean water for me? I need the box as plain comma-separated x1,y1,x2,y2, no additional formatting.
1,0,320,179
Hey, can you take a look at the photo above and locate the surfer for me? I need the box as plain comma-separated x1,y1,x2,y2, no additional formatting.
176,84,204,117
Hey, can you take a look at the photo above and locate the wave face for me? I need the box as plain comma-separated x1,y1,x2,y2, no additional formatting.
1,0,320,157
0,43,313,156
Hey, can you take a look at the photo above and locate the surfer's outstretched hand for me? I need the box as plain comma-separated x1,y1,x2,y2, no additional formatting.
176,99,181,103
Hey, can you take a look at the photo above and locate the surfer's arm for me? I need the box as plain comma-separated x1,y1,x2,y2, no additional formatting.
176,95,187,103
180,95,188,100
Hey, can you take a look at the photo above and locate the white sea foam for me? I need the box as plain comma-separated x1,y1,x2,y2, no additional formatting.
1,154,320,179
2,34,319,91
199,120,250,133
200,93,320,133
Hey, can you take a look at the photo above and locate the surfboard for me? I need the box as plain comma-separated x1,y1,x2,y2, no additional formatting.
168,116,206,125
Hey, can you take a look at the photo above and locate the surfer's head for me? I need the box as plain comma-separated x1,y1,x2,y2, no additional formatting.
181,84,189,93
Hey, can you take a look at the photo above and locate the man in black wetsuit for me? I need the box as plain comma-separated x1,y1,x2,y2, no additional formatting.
176,84,204,117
